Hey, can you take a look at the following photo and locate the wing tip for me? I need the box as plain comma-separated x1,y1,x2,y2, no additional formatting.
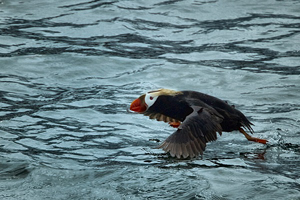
158,141,204,159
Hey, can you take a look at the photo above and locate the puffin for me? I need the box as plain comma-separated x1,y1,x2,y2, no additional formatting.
130,89,267,159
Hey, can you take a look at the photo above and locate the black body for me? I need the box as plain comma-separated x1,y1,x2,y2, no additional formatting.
148,91,253,133
141,90,255,158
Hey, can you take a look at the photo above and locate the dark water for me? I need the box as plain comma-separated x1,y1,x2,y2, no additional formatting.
1,0,300,199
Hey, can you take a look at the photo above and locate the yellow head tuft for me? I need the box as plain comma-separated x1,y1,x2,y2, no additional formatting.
147,88,182,97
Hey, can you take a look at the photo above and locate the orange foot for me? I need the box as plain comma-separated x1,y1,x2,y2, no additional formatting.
239,128,268,144
251,137,268,144
169,122,181,128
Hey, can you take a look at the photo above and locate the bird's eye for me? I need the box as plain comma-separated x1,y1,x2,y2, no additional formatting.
150,96,154,100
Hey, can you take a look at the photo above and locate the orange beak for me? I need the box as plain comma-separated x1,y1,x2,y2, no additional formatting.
130,97,147,113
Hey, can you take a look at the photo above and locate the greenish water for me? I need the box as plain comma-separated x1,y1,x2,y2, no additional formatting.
0,0,300,199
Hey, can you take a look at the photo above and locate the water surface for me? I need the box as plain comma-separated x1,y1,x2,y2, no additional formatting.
0,0,300,199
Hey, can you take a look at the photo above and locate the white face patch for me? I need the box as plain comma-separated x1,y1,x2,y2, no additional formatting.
144,92,158,109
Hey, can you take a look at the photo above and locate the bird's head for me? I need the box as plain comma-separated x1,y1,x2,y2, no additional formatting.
130,89,182,113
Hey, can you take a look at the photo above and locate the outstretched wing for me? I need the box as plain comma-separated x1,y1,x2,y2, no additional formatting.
158,106,223,159
143,111,180,123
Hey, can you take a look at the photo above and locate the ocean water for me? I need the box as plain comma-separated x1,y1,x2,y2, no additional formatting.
0,0,300,199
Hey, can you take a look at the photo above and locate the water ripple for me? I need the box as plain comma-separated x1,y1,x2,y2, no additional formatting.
1,0,300,199
1,6,299,75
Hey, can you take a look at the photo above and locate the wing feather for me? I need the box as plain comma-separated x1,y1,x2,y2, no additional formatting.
181,143,189,159
158,106,223,158
144,111,180,123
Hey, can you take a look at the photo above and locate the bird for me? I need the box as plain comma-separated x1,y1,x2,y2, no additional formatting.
129,88,267,159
